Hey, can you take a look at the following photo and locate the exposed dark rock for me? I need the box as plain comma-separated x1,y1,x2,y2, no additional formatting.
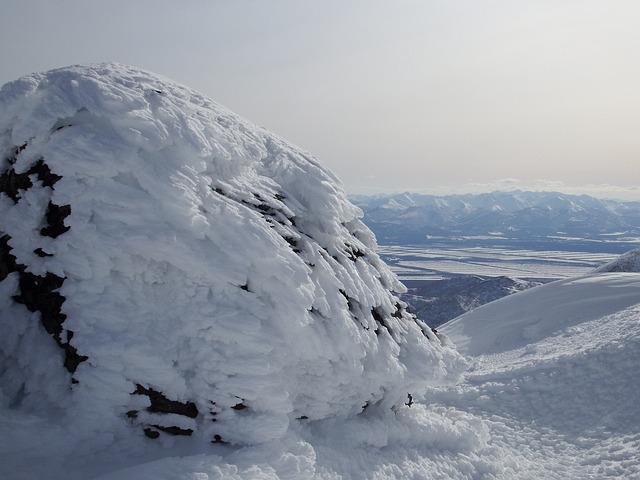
391,303,404,319
345,243,365,261
28,158,63,189
283,236,299,249
62,343,88,374
40,201,71,238
133,384,199,418
1,152,85,374
1,234,87,374
144,428,160,439
209,401,219,420
130,385,199,437
371,307,391,335
405,393,413,407
0,234,18,282
0,154,62,203
0,164,33,203
14,271,66,337
151,424,194,436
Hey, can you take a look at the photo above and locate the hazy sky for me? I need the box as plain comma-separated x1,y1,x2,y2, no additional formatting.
2,1,640,199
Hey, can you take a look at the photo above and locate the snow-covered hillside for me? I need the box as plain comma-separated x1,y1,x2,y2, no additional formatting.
402,275,539,327
594,247,640,273
439,271,640,477
442,271,640,356
2,64,640,479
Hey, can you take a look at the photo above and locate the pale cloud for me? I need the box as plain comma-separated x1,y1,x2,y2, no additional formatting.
1,1,639,200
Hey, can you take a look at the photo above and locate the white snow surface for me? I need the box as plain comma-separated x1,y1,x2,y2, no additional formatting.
442,272,640,356
439,271,640,478
1,64,640,478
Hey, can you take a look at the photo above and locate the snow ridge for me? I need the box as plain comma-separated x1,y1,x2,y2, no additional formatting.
0,63,464,455
593,247,640,273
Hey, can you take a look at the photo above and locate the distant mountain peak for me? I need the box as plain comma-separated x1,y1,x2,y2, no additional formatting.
351,191,640,245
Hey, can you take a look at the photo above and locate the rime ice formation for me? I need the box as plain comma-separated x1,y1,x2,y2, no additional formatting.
0,64,464,449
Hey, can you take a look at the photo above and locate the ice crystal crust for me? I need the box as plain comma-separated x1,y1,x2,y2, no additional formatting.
0,64,463,446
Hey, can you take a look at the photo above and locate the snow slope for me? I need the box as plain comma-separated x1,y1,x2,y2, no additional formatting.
442,272,640,356
594,247,640,273
439,271,640,478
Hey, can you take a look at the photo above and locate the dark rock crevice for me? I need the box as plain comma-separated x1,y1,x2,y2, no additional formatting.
133,384,199,418
129,384,199,439
1,148,85,376
40,201,71,238
150,424,194,436
371,307,391,336
0,148,62,203
0,234,87,374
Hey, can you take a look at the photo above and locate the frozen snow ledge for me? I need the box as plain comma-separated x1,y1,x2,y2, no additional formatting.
0,63,465,469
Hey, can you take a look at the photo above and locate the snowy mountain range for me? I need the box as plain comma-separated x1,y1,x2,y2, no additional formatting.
1,64,640,479
351,191,640,246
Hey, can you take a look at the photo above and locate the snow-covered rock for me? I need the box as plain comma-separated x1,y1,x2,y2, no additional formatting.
593,247,640,273
402,275,540,327
0,63,464,454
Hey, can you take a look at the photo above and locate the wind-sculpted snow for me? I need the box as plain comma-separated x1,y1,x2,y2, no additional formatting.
0,62,464,461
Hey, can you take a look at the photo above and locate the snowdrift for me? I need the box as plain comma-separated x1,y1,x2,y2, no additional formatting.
439,270,640,477
0,62,464,459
